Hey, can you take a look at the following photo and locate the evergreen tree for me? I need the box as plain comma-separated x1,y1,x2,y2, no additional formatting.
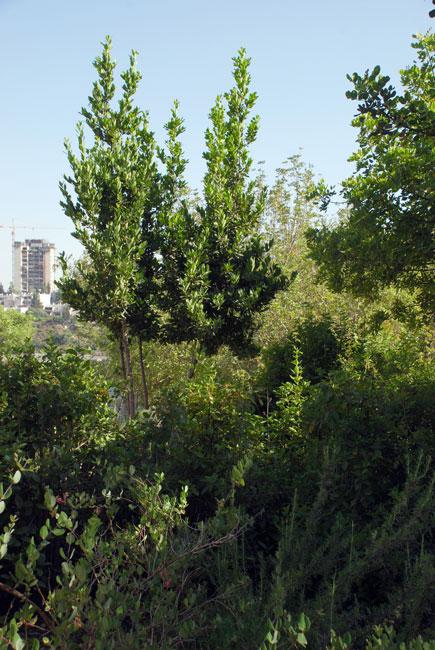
127,101,188,407
306,33,435,315
58,36,160,417
160,49,287,355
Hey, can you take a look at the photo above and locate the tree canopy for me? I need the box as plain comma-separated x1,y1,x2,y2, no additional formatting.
306,33,435,315
57,40,287,413
159,49,287,354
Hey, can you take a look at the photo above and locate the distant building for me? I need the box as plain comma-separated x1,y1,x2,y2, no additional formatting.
0,291,60,314
12,239,56,294
0,292,31,313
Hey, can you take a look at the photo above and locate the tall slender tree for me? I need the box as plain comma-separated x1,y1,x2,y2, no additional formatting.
127,100,188,407
58,36,160,417
159,48,287,355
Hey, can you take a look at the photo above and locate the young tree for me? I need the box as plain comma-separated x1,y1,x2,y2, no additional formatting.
127,101,188,407
59,42,286,408
306,33,435,315
58,37,159,417
264,154,319,264
159,49,287,356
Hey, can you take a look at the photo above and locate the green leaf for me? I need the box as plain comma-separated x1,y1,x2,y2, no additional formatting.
15,559,29,582
75,557,90,583
80,515,102,554
57,511,73,529
12,635,25,650
298,613,307,632
0,500,5,514
39,525,49,540
11,470,21,485
44,489,56,510
52,528,65,536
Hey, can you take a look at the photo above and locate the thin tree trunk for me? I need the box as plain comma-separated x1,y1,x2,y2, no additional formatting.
118,334,129,420
187,339,200,380
121,324,135,418
119,337,127,380
138,335,149,409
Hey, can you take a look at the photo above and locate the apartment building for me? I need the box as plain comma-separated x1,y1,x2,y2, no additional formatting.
12,239,56,293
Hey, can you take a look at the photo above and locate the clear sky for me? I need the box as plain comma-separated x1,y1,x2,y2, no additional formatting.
0,0,432,287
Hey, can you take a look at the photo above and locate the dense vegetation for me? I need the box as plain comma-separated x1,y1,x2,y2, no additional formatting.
0,33,434,649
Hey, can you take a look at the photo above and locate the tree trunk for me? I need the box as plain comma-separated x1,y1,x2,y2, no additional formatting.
117,335,129,420
187,340,200,380
119,337,127,380
121,324,136,418
138,335,149,409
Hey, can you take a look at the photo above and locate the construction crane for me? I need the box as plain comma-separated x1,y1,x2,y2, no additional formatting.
0,223,68,243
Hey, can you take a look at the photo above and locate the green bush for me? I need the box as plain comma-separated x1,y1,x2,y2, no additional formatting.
257,316,346,411
0,343,113,460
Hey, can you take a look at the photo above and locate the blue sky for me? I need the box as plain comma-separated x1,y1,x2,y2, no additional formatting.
0,0,431,287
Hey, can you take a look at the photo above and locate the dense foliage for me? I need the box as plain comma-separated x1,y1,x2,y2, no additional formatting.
307,33,435,315
58,39,286,416
1,34,434,650
0,309,33,354
158,49,286,354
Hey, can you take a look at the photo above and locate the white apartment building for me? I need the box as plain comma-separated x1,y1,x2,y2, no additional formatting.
12,239,56,294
